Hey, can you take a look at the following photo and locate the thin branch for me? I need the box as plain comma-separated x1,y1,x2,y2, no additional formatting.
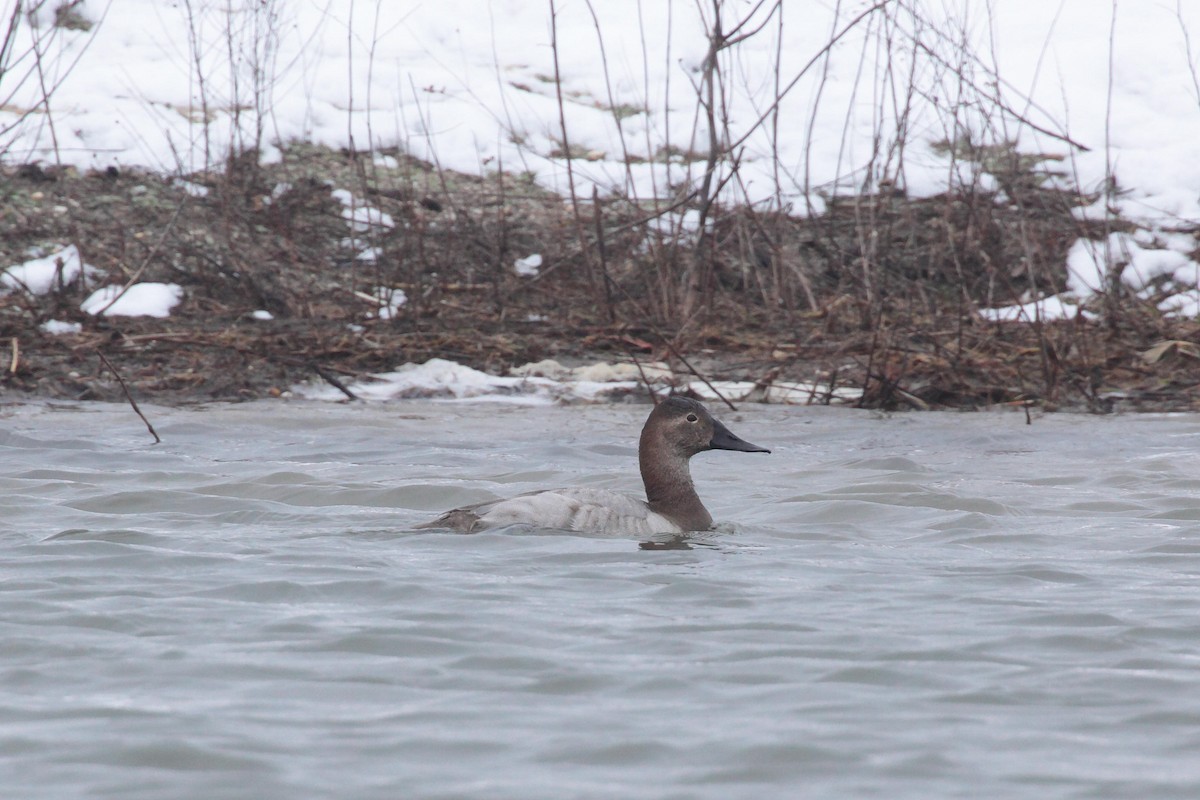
97,351,161,444
548,0,597,292
312,364,359,401
627,347,659,404
591,186,616,322
583,0,637,195
92,198,188,317
1178,0,1200,113
727,0,894,154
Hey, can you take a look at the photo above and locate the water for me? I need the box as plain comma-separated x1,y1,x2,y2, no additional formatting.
3,399,1200,799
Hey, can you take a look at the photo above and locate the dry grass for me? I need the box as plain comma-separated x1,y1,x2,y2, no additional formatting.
3,2,1199,410
1,144,1199,411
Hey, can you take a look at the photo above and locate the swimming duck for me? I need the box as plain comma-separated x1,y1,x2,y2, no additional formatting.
418,396,770,535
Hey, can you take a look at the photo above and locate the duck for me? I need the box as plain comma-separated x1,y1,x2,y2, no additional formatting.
418,396,770,535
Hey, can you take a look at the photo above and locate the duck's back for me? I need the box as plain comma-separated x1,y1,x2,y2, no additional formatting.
422,487,683,535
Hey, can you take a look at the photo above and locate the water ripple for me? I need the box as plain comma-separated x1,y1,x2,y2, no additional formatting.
3,403,1200,799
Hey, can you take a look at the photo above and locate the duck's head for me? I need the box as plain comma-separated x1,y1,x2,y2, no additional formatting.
643,396,771,459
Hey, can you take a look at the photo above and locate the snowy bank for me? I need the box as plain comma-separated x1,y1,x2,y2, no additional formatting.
295,358,860,406
2,0,1198,322
3,1,1197,223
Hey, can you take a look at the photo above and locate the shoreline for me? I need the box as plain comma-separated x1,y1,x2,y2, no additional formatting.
2,149,1199,414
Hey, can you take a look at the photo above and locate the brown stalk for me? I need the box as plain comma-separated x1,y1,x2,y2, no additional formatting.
548,0,598,293
97,351,161,444
591,186,616,322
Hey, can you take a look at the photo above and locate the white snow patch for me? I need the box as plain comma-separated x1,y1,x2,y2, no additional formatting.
344,205,394,232
172,178,210,198
300,358,550,402
1067,233,1199,295
377,293,407,320
81,283,184,318
1158,291,1200,319
297,357,860,405
1,246,101,295
980,230,1200,322
2,0,1198,234
646,210,711,243
5,1,1199,332
513,254,542,277
39,320,83,335
510,359,672,383
979,294,1095,323
332,188,394,232
363,287,407,320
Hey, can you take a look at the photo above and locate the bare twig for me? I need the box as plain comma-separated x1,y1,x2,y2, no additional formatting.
727,0,894,155
312,364,359,401
1180,0,1200,113
90,200,188,317
591,186,615,322
97,351,161,444
527,185,704,284
0,0,110,153
181,0,212,171
583,0,637,194
668,345,737,411
627,347,659,403
548,0,598,294
1102,0,1119,320
604,282,736,408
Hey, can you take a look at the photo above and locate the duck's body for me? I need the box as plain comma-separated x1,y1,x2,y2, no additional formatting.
419,397,769,535
428,487,684,536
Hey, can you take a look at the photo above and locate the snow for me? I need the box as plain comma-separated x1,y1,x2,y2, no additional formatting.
1066,233,1198,296
296,357,859,406
3,0,1200,400
331,189,395,233
171,178,210,198
4,1,1196,222
513,254,542,277
371,288,407,320
1,246,101,295
977,294,1095,324
81,283,184,318
39,320,83,335
300,358,561,404
1158,291,1200,318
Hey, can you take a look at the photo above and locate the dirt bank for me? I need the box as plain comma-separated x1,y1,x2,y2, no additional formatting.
2,146,1199,411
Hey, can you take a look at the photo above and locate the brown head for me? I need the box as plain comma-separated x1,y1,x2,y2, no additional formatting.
637,397,770,530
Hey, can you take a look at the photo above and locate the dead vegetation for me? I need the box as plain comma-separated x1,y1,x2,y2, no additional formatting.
1,142,1199,411
3,1,1199,411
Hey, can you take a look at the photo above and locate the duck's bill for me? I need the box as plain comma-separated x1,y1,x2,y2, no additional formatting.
709,419,771,454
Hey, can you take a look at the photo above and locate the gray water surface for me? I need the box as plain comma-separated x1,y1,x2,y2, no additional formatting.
2,400,1200,799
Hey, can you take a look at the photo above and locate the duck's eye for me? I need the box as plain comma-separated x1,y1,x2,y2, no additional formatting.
686,413,699,423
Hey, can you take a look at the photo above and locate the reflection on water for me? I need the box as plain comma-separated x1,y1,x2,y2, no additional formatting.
636,528,731,550
2,401,1200,799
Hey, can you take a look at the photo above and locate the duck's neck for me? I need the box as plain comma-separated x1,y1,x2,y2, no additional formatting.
639,433,713,531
